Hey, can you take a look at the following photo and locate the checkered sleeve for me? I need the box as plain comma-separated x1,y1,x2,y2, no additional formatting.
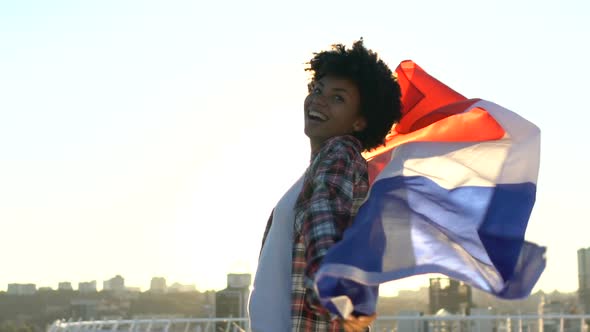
300,144,358,315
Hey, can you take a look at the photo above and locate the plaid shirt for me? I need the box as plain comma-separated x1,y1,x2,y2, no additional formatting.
260,135,369,331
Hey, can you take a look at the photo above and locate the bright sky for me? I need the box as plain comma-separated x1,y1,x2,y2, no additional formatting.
1,0,589,296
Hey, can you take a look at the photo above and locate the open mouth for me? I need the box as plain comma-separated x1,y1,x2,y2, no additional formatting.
308,110,328,122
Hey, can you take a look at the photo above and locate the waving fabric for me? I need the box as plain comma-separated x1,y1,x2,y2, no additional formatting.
314,60,546,319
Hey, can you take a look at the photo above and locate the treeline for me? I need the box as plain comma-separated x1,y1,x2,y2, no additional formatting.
376,289,580,316
0,321,34,332
0,290,215,332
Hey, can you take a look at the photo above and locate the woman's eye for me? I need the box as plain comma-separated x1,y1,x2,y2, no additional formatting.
334,95,344,102
312,87,321,94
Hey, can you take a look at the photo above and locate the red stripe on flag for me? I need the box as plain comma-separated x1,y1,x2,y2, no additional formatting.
362,60,506,184
396,60,466,120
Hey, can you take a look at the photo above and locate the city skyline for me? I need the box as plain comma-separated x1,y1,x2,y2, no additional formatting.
1,0,589,297
3,275,199,293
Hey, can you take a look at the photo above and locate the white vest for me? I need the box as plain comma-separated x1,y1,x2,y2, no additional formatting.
249,175,304,332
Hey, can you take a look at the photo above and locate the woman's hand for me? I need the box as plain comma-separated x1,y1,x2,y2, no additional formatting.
342,313,377,332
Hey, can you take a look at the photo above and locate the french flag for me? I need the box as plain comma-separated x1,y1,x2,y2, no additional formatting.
314,60,546,318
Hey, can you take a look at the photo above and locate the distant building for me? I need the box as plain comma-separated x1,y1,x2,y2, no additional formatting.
203,290,216,316
429,277,472,315
226,274,251,289
215,273,251,330
431,308,460,332
58,282,73,291
168,282,196,293
539,295,567,332
578,248,590,313
7,283,36,295
78,281,97,293
103,275,125,292
71,299,99,320
538,296,582,332
150,277,167,293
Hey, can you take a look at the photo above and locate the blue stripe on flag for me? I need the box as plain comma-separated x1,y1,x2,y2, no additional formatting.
317,175,543,314
331,176,536,268
478,182,537,282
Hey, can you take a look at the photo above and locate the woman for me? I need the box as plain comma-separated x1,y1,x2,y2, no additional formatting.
249,39,402,332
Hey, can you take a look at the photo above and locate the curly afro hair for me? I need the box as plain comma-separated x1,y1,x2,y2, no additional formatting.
306,39,402,151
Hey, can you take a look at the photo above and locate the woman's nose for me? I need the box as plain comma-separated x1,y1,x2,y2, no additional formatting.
310,93,328,107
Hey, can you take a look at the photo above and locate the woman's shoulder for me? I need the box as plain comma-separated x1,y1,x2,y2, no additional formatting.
318,135,364,160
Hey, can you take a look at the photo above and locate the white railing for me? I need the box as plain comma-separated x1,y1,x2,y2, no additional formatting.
48,314,590,332
48,318,249,332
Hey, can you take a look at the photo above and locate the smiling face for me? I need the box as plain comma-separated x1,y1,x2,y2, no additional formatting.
303,76,367,152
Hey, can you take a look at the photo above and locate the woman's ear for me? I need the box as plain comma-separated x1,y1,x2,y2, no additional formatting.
353,117,367,132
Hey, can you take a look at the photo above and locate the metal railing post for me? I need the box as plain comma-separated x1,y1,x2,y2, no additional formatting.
163,320,171,332
47,320,59,332
145,319,153,332
74,318,83,332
